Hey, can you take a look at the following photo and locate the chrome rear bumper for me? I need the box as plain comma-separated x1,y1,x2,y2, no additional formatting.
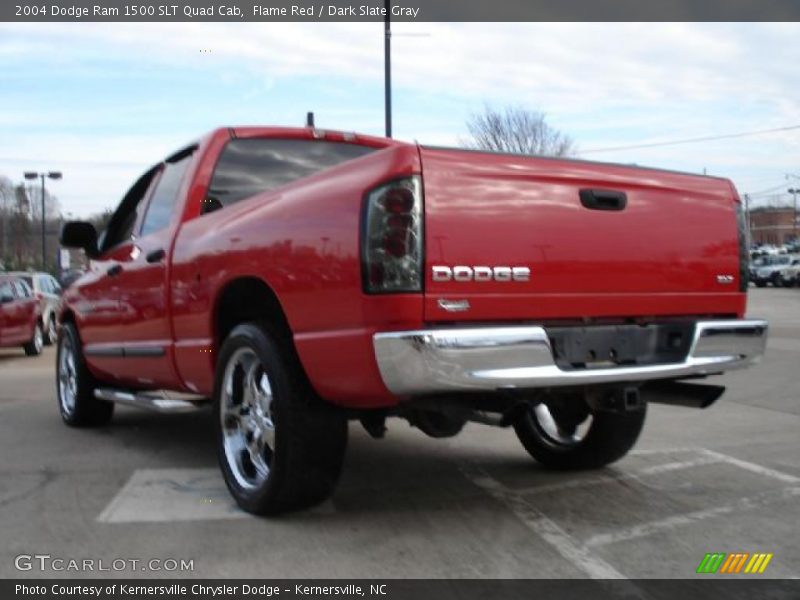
373,320,768,396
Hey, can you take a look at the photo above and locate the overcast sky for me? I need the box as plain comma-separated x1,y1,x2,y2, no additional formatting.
0,22,799,217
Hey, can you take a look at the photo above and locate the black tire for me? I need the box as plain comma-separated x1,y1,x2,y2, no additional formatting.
56,322,114,427
513,398,647,470
23,321,44,356
755,280,767,288
214,322,348,515
771,273,782,288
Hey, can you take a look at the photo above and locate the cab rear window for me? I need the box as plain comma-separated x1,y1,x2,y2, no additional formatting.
206,139,374,212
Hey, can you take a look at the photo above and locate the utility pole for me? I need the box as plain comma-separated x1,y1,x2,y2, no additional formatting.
744,193,751,247
789,174,800,243
384,0,392,138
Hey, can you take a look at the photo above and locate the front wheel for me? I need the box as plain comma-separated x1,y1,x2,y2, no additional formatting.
513,394,646,470
215,323,348,515
56,322,114,426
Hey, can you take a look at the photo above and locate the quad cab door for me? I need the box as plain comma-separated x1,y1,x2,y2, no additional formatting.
78,166,160,380
108,147,196,389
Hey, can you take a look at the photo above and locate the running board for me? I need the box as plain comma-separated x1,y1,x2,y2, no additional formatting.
94,388,210,413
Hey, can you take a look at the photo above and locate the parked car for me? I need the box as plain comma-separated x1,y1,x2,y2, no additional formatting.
57,126,767,515
779,257,800,287
0,275,44,356
59,269,86,289
9,271,62,344
750,254,795,287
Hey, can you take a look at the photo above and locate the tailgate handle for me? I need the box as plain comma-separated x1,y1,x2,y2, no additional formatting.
579,189,627,211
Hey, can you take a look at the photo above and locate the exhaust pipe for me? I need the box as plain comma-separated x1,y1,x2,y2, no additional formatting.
642,381,726,409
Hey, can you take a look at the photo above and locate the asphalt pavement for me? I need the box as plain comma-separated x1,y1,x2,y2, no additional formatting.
0,288,797,579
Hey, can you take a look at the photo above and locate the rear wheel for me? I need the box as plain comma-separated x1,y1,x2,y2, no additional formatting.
513,393,646,470
215,323,348,515
23,321,44,356
56,322,114,426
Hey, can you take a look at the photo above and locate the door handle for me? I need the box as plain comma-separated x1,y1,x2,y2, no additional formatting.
106,264,122,277
146,248,166,263
579,189,627,211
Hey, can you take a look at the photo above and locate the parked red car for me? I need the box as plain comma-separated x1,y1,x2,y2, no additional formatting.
0,275,44,356
57,126,767,515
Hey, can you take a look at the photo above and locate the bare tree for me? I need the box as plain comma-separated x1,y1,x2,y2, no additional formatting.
87,208,114,234
0,176,12,265
463,105,575,157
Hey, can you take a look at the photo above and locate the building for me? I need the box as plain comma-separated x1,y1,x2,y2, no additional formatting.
749,207,799,246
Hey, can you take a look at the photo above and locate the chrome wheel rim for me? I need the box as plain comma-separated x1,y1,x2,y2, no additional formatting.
33,325,43,354
532,403,592,447
220,347,275,490
58,335,77,414
47,318,56,344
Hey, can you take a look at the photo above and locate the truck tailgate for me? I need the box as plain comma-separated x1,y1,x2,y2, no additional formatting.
420,147,745,322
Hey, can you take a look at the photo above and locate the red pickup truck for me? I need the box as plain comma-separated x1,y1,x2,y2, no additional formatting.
57,126,767,515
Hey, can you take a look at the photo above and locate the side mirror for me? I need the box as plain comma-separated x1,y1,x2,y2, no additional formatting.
60,221,99,258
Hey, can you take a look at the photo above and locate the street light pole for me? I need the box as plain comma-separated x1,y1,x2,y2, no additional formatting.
789,188,798,241
24,170,62,271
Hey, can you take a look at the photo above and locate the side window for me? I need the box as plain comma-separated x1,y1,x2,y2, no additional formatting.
0,281,13,302
205,139,375,212
50,276,62,294
140,153,193,237
39,276,50,294
14,281,31,298
101,167,160,253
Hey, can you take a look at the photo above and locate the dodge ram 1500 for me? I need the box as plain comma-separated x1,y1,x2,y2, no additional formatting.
57,126,768,514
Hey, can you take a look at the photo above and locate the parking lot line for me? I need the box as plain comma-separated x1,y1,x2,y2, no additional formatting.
699,448,800,485
584,486,800,548
629,446,699,456
97,468,246,523
513,456,720,496
459,462,629,580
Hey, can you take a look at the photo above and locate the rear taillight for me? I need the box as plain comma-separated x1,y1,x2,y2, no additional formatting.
362,176,423,293
736,201,749,292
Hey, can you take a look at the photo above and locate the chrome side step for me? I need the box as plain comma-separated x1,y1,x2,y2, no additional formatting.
94,388,210,414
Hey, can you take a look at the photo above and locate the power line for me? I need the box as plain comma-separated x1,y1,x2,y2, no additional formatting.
0,156,145,168
582,124,800,154
744,183,792,197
